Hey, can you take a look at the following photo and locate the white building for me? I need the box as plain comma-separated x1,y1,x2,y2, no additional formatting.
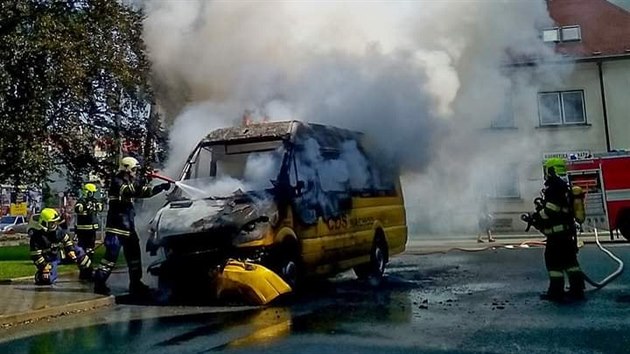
490,0,630,232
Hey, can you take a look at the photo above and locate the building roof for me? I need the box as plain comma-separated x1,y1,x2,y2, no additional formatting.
548,0,630,57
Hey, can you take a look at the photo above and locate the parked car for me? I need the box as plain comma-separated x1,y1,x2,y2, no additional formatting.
0,215,28,234
27,214,40,237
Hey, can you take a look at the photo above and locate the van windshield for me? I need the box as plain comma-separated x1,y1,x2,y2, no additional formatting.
179,140,285,199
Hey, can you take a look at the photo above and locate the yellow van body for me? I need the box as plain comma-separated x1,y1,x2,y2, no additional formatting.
147,121,407,304
237,188,407,277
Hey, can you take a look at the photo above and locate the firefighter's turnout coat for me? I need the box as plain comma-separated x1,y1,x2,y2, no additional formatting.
105,172,164,237
74,197,103,231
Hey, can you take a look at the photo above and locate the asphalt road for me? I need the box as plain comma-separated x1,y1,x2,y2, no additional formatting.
2,244,630,354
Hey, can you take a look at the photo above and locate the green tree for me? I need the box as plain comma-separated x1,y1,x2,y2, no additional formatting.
0,0,166,189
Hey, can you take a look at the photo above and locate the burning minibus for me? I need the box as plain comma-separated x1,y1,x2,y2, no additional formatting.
146,121,407,304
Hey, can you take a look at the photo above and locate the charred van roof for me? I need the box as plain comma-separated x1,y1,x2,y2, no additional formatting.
202,120,361,145
203,121,297,144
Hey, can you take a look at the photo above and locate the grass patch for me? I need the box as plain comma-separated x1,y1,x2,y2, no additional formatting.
0,261,77,280
0,244,126,281
0,245,33,261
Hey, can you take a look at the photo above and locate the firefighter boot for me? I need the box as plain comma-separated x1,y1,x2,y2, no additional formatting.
129,280,151,297
79,267,93,281
567,271,585,301
540,277,565,302
35,263,53,285
34,271,52,285
94,281,111,295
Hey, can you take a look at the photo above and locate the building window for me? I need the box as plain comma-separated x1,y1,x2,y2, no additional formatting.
491,97,515,128
542,28,559,43
542,25,581,43
537,90,586,126
561,25,581,42
492,164,520,198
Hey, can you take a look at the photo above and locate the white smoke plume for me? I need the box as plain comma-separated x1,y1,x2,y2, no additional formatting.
142,0,565,235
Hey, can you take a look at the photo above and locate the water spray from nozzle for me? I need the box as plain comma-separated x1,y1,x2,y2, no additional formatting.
147,171,208,199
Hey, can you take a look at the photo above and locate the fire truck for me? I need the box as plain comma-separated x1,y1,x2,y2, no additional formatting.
566,151,630,241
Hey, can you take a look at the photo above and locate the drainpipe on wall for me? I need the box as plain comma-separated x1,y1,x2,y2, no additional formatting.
598,61,612,152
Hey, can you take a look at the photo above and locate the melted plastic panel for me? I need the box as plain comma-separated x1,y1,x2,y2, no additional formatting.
290,123,397,225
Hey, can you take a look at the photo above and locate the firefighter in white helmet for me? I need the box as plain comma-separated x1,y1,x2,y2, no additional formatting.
93,156,171,296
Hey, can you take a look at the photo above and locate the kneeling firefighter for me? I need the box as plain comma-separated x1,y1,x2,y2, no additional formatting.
523,158,586,302
30,208,92,285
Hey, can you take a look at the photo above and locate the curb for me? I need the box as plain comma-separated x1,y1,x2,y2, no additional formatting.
0,270,80,284
0,264,127,284
0,295,115,327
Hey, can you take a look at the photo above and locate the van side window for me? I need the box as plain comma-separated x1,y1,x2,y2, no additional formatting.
290,138,352,224
289,144,317,224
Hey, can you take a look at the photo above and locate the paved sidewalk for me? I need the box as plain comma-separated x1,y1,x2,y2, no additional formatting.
0,274,116,328
0,233,626,328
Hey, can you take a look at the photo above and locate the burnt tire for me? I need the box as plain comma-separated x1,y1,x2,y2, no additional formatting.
272,239,301,289
354,234,388,286
618,209,630,241
156,265,204,304
156,275,175,304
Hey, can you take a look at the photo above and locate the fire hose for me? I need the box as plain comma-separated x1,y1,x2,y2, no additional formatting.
583,228,624,289
417,230,623,290
147,171,177,184
574,185,623,289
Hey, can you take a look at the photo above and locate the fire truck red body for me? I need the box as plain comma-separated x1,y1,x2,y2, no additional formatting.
566,152,630,240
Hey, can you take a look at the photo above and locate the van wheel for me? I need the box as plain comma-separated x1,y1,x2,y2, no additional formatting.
277,240,300,288
354,233,388,285
618,209,630,241
157,275,175,304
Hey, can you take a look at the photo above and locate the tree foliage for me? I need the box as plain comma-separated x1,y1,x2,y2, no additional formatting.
0,0,166,189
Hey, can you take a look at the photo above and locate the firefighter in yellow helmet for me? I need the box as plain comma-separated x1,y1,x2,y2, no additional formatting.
528,158,585,302
30,208,92,285
93,156,171,296
74,183,103,280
